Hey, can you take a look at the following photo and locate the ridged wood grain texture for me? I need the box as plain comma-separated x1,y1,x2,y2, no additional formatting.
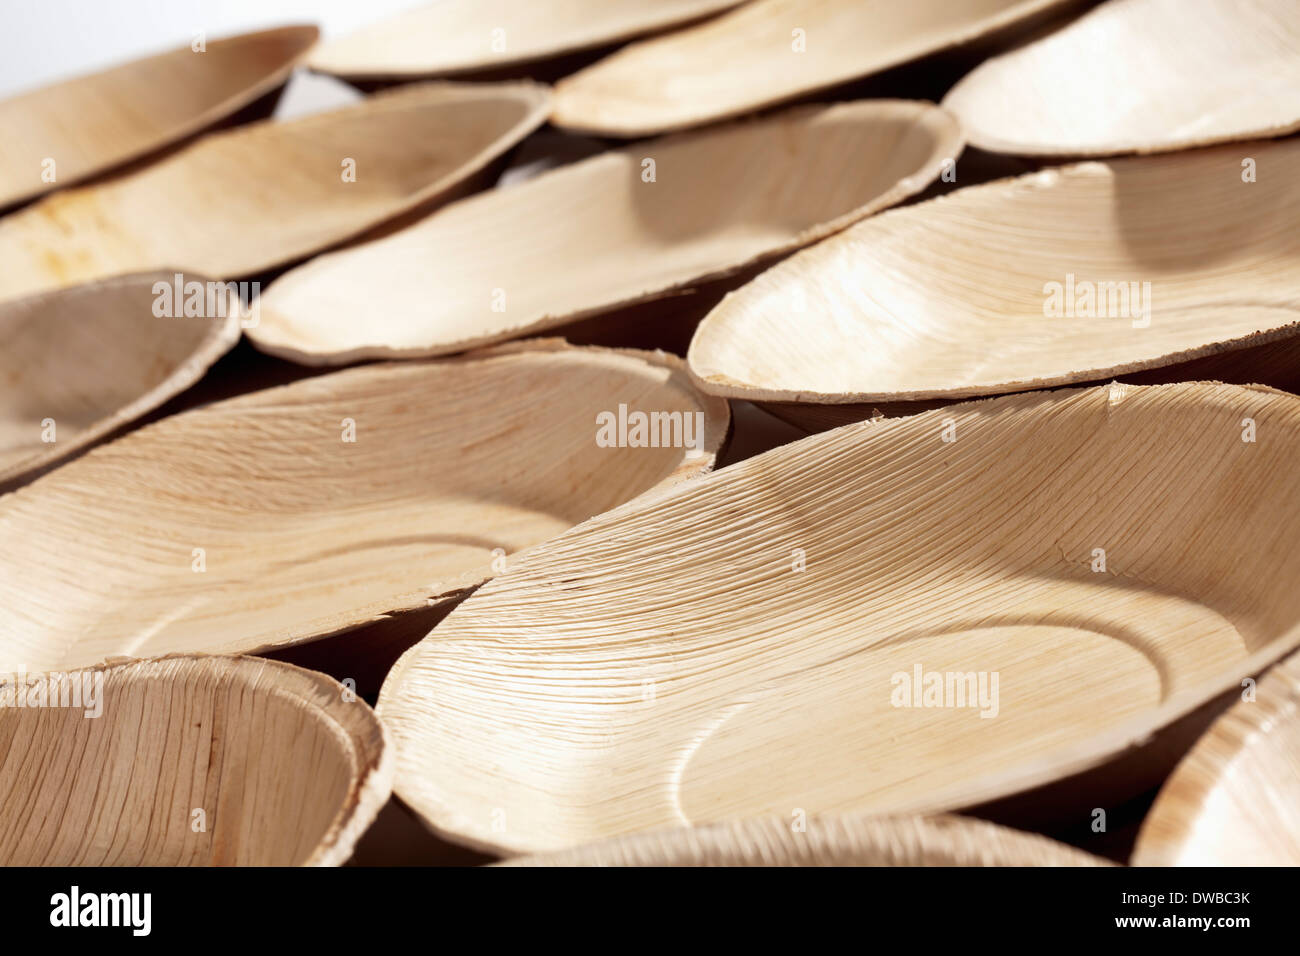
309,0,746,81
0,81,550,303
504,813,1110,866
0,655,390,866
0,25,318,209
689,139,1300,407
943,0,1300,156
551,0,1072,136
250,99,961,364
1132,650,1300,866
0,273,241,485
0,341,728,674
379,382,1300,853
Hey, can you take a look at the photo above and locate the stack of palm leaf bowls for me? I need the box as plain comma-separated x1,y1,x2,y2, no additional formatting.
3,0,1300,867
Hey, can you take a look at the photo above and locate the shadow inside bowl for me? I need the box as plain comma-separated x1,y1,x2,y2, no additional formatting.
0,656,388,866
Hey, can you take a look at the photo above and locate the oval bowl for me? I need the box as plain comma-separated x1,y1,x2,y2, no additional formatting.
309,0,746,82
943,0,1300,156
378,381,1300,854
250,99,961,364
0,272,241,486
687,138,1300,421
0,25,318,210
1132,649,1300,866
0,654,389,866
0,340,728,673
0,81,550,303
550,0,1073,136
503,813,1110,866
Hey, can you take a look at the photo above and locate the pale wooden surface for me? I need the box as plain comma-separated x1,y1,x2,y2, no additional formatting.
7,3,1296,870
0,272,241,484
943,0,1300,156
250,99,962,364
688,138,1300,405
756,332,1300,433
0,25,317,209
0,655,391,866
309,0,746,81
503,813,1111,866
551,0,1074,136
0,341,728,674
378,381,1300,854
1133,650,1300,865
0,81,550,303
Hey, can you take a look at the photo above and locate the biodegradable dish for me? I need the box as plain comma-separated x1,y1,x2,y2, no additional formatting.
379,381,1300,854
250,99,961,364
0,655,390,866
0,25,318,209
0,272,241,485
943,0,1300,156
504,813,1110,866
1132,649,1300,866
688,138,1300,421
0,81,550,303
0,341,727,674
550,0,1073,136
308,0,746,82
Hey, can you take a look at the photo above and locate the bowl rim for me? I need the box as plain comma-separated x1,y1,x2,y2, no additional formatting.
0,24,321,209
685,147,1300,405
1130,647,1300,866
0,652,393,866
250,97,964,365
378,379,1300,855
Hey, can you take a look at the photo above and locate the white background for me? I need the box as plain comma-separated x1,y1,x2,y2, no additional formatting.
0,0,435,115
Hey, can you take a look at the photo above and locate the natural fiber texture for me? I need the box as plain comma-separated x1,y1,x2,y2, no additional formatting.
755,334,1300,434
0,655,391,866
551,0,1070,136
1132,650,1300,866
0,81,550,303
309,0,745,81
943,0,1300,156
503,813,1110,866
379,381,1300,854
0,273,240,485
0,340,727,674
250,99,961,365
688,138,1300,406
0,25,317,209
